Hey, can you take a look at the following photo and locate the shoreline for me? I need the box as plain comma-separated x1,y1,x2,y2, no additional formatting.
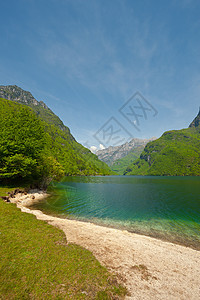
10,191,200,299
25,192,200,251
28,208,200,251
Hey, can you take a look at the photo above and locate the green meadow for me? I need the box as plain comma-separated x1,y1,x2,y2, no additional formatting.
0,187,126,299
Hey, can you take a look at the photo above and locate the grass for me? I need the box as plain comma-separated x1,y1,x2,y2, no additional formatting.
0,186,126,299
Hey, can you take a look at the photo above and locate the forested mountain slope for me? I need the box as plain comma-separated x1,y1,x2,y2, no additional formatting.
110,145,144,175
0,93,111,185
125,111,200,176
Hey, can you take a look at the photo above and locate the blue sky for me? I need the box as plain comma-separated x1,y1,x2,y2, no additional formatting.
1,0,200,150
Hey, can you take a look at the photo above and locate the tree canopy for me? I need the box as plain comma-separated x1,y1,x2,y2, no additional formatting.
0,98,111,186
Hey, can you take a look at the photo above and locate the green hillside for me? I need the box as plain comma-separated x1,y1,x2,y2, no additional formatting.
0,85,111,176
0,85,72,134
125,126,200,176
0,97,111,186
111,146,144,175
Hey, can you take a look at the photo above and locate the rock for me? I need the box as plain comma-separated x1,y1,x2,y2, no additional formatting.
189,108,200,128
18,189,25,194
1,196,10,202
13,189,19,195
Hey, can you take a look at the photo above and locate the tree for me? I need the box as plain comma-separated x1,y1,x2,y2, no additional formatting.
0,99,64,185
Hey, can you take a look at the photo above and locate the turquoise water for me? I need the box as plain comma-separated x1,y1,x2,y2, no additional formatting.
31,176,200,249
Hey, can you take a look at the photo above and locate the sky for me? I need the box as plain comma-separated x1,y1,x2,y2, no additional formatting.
1,0,200,151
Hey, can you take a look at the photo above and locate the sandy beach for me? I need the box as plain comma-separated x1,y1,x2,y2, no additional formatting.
10,191,200,300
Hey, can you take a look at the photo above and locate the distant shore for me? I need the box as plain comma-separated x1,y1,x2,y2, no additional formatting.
9,190,200,299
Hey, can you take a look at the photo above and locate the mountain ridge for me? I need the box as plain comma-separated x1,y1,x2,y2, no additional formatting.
96,137,156,166
0,85,70,133
189,108,200,128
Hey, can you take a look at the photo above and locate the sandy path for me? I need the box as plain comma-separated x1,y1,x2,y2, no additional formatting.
11,192,200,300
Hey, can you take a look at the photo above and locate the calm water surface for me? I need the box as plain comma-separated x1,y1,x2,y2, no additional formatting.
31,176,200,249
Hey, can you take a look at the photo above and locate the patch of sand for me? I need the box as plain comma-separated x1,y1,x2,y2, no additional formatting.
11,191,200,300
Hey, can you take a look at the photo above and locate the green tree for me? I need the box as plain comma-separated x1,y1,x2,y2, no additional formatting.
0,99,63,185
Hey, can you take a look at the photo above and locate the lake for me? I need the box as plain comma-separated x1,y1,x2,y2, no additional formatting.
31,176,200,249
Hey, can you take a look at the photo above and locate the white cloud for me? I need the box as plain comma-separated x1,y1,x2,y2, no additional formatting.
99,143,105,150
88,144,105,153
90,146,97,153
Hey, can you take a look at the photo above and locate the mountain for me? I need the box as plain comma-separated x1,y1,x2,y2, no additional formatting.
0,85,71,133
189,108,200,128
0,85,111,183
96,137,156,167
125,110,200,176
